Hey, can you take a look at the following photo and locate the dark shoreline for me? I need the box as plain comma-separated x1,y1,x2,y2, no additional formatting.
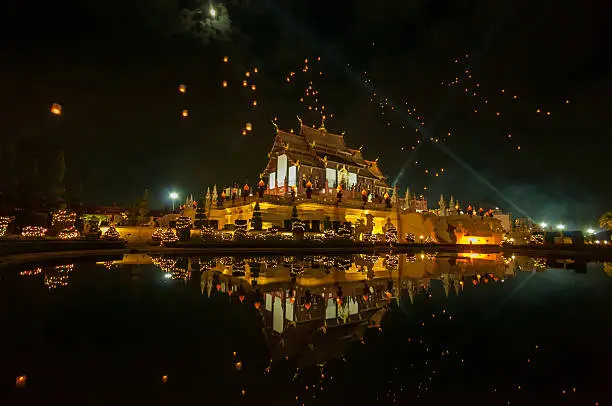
1,239,611,267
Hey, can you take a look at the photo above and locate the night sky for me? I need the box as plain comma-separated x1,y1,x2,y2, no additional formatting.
1,0,610,228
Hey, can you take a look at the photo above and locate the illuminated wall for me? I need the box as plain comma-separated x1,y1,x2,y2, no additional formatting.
269,172,276,189
277,154,287,186
326,168,337,188
288,166,297,187
348,173,357,189
457,235,498,245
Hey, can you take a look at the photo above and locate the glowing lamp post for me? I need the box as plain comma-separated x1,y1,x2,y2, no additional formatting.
209,7,216,17
169,192,179,212
540,222,548,243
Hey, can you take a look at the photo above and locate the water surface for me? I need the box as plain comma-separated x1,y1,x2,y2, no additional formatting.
2,253,611,404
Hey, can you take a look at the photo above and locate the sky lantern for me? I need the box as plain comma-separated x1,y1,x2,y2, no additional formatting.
252,100,257,106
253,67,258,73
181,109,189,117
242,80,248,87
223,56,229,63
251,84,256,91
178,84,187,93
246,122,252,132
245,71,250,77
242,129,247,136
51,103,62,115
16,375,27,388
222,80,228,87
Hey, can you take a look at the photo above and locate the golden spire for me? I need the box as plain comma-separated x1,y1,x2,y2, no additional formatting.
271,120,279,133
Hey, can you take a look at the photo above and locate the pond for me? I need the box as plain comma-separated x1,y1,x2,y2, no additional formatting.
2,252,611,404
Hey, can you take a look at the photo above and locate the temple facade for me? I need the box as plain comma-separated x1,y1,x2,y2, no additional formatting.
262,121,392,199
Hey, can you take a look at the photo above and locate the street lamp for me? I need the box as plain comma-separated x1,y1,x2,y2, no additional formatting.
209,7,216,17
169,192,179,211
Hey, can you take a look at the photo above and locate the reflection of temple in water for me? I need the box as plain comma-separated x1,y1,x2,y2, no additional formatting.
187,252,518,334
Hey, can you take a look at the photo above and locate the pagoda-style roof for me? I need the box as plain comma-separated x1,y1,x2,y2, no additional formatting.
265,124,386,182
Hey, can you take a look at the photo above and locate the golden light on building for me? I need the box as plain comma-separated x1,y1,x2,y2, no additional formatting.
181,109,189,117
222,80,228,87
251,84,256,91
51,103,62,115
223,56,229,63
178,84,187,93
246,122,252,132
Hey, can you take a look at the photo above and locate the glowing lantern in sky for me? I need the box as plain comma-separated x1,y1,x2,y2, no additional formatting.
251,84,256,91
51,103,62,115
252,100,257,106
161,375,168,384
245,71,250,77
242,80,247,87
223,56,229,63
242,129,247,136
178,84,186,93
181,110,189,117
253,67,258,73
245,122,252,132
222,81,228,87
16,375,27,388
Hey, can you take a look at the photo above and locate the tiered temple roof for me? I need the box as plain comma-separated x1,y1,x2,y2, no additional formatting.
263,123,388,185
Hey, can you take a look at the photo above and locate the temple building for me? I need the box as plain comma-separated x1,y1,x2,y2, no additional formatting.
263,120,392,199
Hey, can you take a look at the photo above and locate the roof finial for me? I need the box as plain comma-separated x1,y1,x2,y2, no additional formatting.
271,120,279,133
359,145,363,152
319,115,326,131
296,115,303,127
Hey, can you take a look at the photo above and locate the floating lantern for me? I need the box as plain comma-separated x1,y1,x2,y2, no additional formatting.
181,109,189,117
245,122,252,132
16,375,26,388
245,71,250,77
242,80,247,87
223,56,229,63
253,67,258,73
252,100,257,106
242,129,247,136
51,103,62,115
235,361,243,371
251,84,256,91
178,84,186,93
222,80,228,87
161,375,168,384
